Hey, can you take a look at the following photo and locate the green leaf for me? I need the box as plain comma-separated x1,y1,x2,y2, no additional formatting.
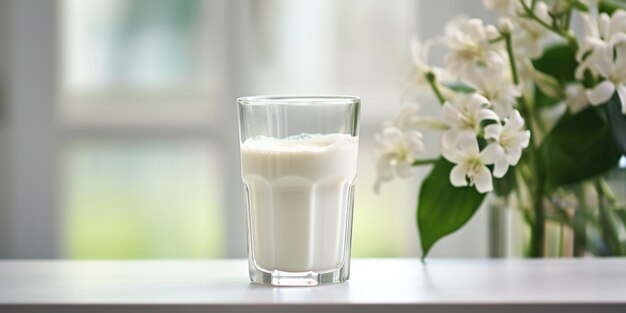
570,0,590,12
540,107,622,190
534,85,561,108
615,208,626,228
417,158,486,258
603,92,626,154
441,82,475,93
599,0,626,14
532,44,577,84
493,166,517,197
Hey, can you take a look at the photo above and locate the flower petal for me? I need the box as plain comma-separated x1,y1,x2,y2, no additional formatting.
612,33,626,48
394,104,421,129
480,143,504,165
535,2,551,24
581,13,599,42
404,130,424,155
407,141,425,157
410,37,433,72
384,126,406,144
613,37,626,71
599,13,610,39
587,80,616,105
467,19,487,41
492,156,509,178
413,116,449,130
505,147,523,165
565,83,589,113
404,129,423,139
506,110,525,131
468,93,490,111
458,132,480,155
484,123,503,140
442,103,460,125
442,146,464,164
477,108,500,123
610,11,626,36
450,164,469,187
376,154,395,180
442,129,460,148
394,161,413,179
510,130,531,149
491,98,514,120
473,166,494,193
591,44,614,78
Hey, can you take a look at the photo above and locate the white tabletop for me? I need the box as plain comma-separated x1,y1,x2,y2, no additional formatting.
0,258,625,312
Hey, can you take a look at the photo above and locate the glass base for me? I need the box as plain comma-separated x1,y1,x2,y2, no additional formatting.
249,262,350,286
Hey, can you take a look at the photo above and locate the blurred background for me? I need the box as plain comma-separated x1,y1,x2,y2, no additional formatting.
0,0,495,259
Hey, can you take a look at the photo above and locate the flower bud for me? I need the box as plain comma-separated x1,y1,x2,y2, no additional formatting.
498,17,513,34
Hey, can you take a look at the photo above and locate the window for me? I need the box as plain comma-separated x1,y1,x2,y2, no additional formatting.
60,0,228,258
2,0,488,259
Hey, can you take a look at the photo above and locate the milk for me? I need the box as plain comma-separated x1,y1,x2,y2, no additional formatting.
241,133,358,272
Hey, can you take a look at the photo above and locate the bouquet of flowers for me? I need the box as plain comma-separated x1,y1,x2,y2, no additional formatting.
374,0,626,258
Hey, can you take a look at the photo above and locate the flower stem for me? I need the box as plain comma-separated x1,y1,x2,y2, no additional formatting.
412,158,438,166
519,0,578,51
598,178,616,203
572,184,587,257
503,32,519,85
502,13,546,256
594,180,624,256
426,72,446,105
529,173,546,257
516,100,546,257
489,36,505,44
563,7,573,31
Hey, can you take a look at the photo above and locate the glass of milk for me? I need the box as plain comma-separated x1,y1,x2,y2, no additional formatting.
237,95,360,286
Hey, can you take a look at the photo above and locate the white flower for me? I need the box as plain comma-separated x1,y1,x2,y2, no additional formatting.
410,37,435,81
512,2,552,58
580,0,599,6
498,17,514,34
483,0,518,16
565,83,590,113
444,17,505,79
405,37,450,104
576,11,626,113
464,66,521,119
518,58,561,99
484,110,531,178
483,1,551,58
373,127,424,193
387,103,448,130
588,76,626,113
442,93,500,147
442,134,500,193
576,11,626,79
586,10,626,43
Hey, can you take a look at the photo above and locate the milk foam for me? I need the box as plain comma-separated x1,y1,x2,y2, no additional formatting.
241,133,358,272
242,133,356,152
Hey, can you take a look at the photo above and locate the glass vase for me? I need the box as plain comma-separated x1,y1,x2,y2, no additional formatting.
489,162,626,258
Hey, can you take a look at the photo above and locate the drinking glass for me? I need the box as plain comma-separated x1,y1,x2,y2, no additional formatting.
237,95,360,286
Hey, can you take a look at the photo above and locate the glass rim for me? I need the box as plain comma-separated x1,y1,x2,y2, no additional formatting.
237,94,360,105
